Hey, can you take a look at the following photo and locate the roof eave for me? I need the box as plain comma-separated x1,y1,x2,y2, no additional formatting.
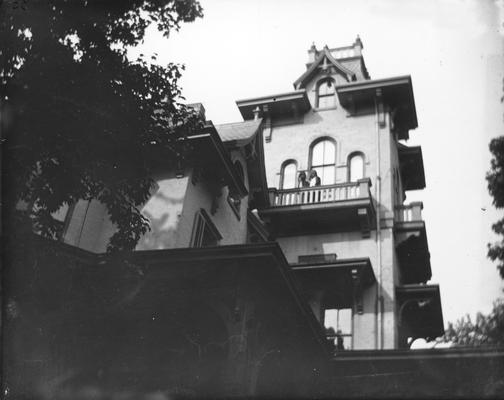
236,90,311,121
336,75,418,134
128,242,331,358
185,124,248,197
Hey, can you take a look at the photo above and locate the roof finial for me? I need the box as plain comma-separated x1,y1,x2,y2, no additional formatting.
354,35,363,49
310,41,317,51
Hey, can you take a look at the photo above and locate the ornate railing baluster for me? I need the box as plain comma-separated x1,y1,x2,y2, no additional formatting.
268,178,372,207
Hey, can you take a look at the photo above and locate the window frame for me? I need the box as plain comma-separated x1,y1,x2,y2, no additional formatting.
324,307,354,350
315,77,337,110
347,152,365,182
190,208,222,248
279,159,298,189
308,138,336,186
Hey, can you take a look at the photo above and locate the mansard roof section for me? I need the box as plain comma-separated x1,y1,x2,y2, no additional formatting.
184,122,248,197
293,47,357,89
215,118,263,147
336,75,418,140
236,89,311,121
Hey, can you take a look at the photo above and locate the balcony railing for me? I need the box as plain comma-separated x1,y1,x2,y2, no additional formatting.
394,202,423,223
269,178,372,207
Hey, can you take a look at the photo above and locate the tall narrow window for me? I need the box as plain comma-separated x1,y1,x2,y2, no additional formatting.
191,209,222,247
324,308,353,350
281,161,297,189
310,139,335,185
228,161,244,219
348,153,364,182
317,79,336,108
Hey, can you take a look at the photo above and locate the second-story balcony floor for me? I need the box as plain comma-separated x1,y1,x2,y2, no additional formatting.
259,178,375,237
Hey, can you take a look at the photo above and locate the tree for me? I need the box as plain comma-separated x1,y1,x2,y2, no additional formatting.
1,0,203,251
487,136,504,278
443,298,504,347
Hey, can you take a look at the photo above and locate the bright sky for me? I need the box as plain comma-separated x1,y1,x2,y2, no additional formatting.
132,0,504,326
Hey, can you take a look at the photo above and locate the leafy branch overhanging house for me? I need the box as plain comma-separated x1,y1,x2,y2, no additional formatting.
5,37,504,398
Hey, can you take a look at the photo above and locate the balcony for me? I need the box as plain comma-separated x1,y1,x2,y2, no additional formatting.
259,178,375,237
396,284,444,347
394,202,431,284
394,202,424,231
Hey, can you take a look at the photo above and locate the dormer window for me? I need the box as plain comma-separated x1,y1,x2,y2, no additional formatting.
316,78,336,109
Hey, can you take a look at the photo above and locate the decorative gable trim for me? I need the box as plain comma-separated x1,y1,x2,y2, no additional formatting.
293,47,356,89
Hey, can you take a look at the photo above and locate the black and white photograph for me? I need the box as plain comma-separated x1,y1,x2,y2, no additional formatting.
2,0,504,398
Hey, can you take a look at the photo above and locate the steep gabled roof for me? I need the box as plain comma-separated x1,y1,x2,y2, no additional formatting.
293,47,356,89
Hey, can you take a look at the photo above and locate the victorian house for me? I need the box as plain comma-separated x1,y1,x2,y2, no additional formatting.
236,37,443,350
6,38,454,398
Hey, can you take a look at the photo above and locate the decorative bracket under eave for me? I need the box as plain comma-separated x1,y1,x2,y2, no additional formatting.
358,207,371,238
351,267,364,314
263,117,272,143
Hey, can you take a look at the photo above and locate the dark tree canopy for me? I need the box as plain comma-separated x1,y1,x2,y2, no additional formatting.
487,136,504,278
1,0,203,251
443,299,504,347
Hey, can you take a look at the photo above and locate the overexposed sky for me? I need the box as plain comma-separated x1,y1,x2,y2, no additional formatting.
132,0,504,325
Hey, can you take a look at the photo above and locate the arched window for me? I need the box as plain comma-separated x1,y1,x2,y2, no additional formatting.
317,78,336,108
280,160,297,189
348,153,364,182
310,139,335,185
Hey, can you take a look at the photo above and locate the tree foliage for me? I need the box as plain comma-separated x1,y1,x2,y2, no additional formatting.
443,298,504,347
487,136,504,278
1,0,203,251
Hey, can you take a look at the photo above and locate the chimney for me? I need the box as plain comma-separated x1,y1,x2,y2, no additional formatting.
186,103,206,121
307,42,318,65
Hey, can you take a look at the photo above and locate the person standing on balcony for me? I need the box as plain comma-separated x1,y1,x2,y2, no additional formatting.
309,170,321,187
336,330,345,351
298,171,309,188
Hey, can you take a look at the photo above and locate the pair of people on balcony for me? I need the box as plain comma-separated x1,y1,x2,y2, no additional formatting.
326,327,345,351
298,170,321,188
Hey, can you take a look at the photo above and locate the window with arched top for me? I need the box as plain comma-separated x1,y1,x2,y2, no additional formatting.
280,160,297,189
310,139,335,185
317,78,336,108
348,153,365,182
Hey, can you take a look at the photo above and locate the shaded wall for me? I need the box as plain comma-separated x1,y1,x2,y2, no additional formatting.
323,348,504,398
262,73,400,348
63,150,249,252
